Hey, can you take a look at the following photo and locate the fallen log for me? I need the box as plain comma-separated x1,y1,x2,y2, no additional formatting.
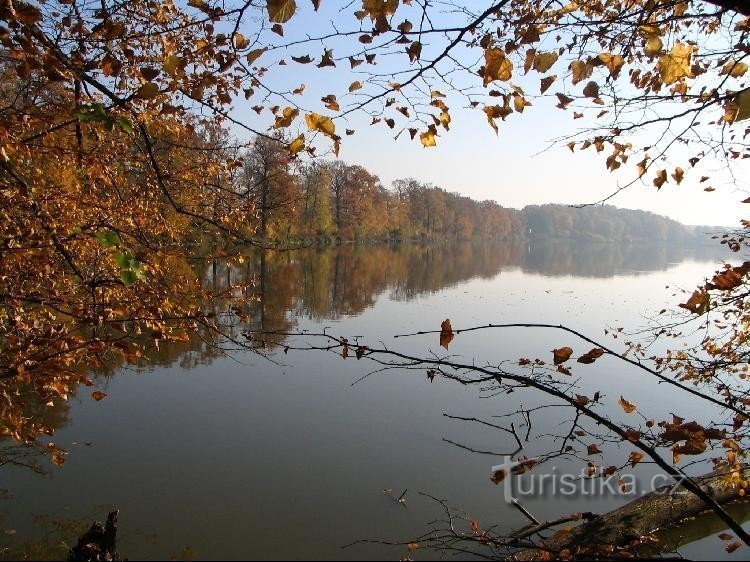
515,470,750,559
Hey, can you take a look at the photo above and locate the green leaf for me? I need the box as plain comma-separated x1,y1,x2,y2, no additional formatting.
120,270,139,286
76,104,109,123
95,230,122,248
116,118,133,133
113,251,129,268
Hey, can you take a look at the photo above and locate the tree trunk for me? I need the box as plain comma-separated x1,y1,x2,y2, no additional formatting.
516,469,749,559
68,510,120,562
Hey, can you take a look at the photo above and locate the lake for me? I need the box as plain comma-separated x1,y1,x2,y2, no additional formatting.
0,239,744,560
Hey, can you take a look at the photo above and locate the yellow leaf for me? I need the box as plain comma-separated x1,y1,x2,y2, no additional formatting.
483,48,512,86
569,60,592,85
618,395,637,414
513,93,530,112
598,52,624,78
163,54,181,77
420,128,437,147
234,33,250,50
267,0,297,23
305,112,336,137
721,61,749,78
51,449,67,467
533,51,558,73
289,134,305,156
274,106,299,128
658,43,693,85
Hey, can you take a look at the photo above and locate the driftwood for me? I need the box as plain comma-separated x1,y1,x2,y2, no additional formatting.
68,510,121,562
515,470,749,559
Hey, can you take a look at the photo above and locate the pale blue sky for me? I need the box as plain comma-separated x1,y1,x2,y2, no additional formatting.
225,1,748,227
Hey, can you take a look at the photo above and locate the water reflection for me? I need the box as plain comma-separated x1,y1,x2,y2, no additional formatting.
0,238,734,560
1,239,726,446
205,239,724,349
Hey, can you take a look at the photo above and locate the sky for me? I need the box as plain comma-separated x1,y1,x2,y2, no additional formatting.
224,1,749,228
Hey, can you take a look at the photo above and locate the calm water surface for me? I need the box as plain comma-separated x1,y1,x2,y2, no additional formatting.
0,240,744,560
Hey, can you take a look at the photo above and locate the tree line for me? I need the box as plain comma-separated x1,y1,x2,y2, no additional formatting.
241,135,700,244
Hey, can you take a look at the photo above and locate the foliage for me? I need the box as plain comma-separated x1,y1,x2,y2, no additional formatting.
1,0,750,557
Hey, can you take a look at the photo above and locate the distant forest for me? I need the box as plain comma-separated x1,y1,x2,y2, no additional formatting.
242,136,704,244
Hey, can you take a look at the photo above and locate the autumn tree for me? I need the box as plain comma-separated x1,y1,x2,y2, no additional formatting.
3,0,750,554
241,133,301,239
299,162,334,238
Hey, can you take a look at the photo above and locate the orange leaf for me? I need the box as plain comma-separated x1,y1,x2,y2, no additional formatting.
552,347,573,365
628,451,644,467
440,318,454,349
619,396,637,414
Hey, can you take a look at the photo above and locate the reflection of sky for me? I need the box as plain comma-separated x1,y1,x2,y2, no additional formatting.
221,2,748,227
0,246,740,560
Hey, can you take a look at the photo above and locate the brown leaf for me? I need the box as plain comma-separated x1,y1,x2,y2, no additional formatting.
267,0,297,23
540,75,556,94
582,81,599,98
653,169,668,189
552,346,573,365
440,318,454,349
91,391,107,401
291,55,313,64
407,41,422,62
679,289,709,315
726,542,742,553
710,269,743,291
490,468,507,484
587,443,602,455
